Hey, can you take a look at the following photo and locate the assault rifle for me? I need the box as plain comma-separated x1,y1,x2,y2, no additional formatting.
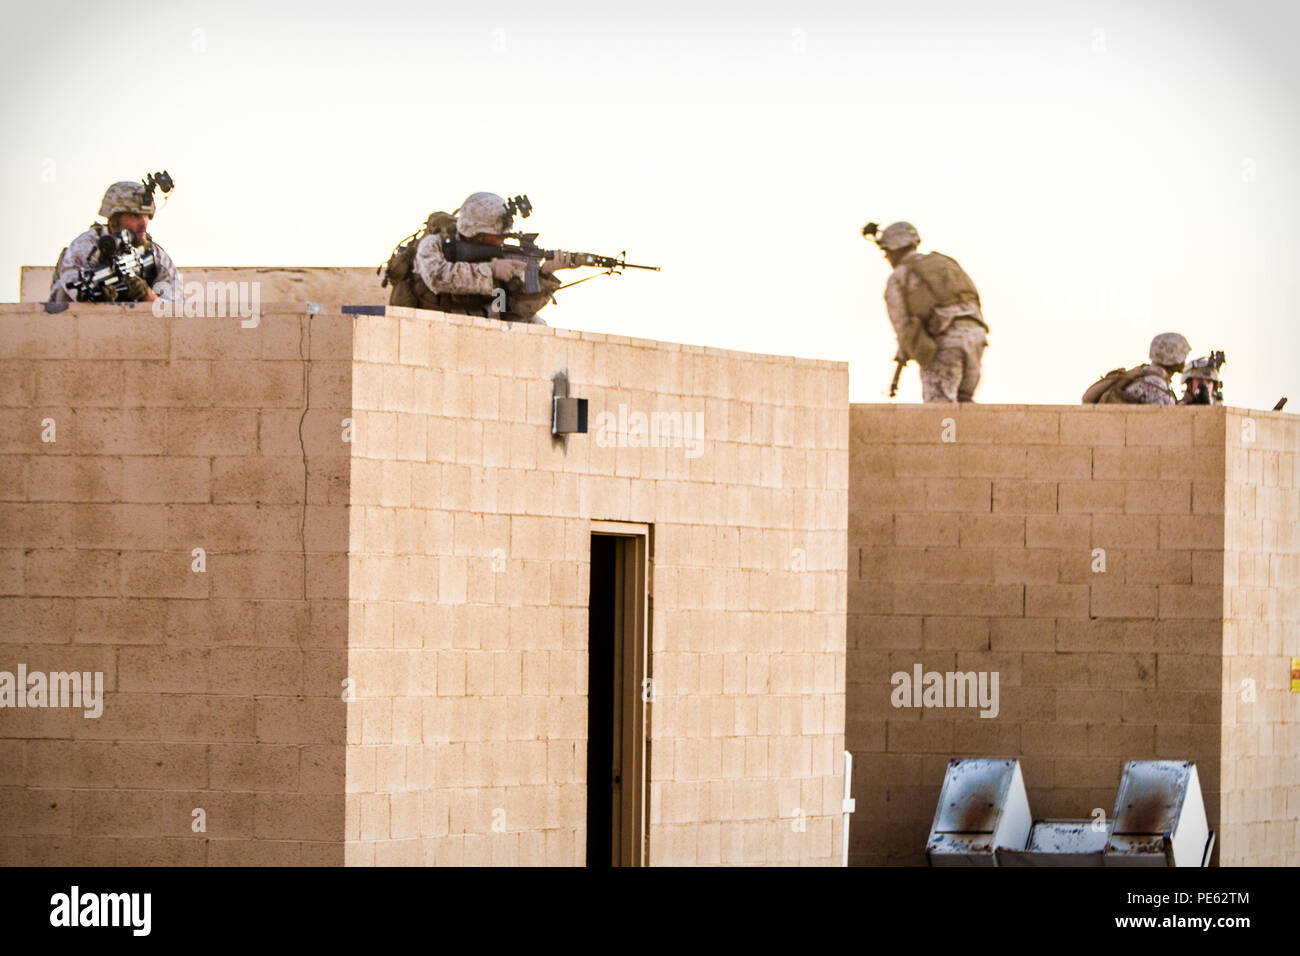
443,232,659,294
64,230,158,302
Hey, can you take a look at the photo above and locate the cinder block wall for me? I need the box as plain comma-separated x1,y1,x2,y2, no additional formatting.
0,303,351,865
1,302,848,866
346,307,848,865
1221,408,1300,865
21,266,384,309
847,404,1238,865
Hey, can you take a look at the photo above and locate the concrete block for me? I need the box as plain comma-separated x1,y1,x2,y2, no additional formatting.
894,514,958,547
1092,514,1160,550
1025,584,1089,618
1158,585,1224,620
1126,413,1192,447
958,446,1030,478
924,479,992,513
77,313,170,360
1059,411,1127,446
958,515,1025,548
1089,584,1158,618
1025,446,1092,479
992,480,1057,514
1092,446,1161,480
1125,480,1191,514
894,446,960,478
1058,480,1125,514
1026,515,1092,550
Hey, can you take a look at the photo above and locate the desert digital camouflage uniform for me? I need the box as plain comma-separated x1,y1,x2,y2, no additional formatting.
49,225,180,303
407,192,558,324
1119,333,1191,405
883,248,988,403
412,232,496,298
1118,364,1178,405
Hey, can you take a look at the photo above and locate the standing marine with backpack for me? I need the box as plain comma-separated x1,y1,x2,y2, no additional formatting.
868,221,989,403
1080,333,1191,405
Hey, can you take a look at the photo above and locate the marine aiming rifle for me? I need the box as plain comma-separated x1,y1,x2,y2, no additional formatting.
64,230,158,302
63,170,174,302
443,232,659,295
1179,350,1226,405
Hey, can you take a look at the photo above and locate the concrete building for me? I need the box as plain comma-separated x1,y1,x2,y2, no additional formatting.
845,403,1300,867
0,291,848,865
1,268,1296,866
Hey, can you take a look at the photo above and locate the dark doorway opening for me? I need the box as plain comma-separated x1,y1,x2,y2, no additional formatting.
586,528,649,866
586,535,617,866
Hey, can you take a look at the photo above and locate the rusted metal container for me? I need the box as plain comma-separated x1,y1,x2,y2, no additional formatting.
995,819,1109,866
927,758,1032,866
1103,761,1213,867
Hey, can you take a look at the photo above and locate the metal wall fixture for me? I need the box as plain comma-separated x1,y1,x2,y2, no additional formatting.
551,368,588,436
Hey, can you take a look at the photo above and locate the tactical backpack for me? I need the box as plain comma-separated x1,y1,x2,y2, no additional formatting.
380,212,459,309
1081,366,1160,404
902,252,982,336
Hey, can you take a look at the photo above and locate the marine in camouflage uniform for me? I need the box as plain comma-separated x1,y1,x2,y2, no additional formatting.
1120,333,1191,405
875,221,989,403
49,181,179,303
398,192,579,324
1178,354,1223,405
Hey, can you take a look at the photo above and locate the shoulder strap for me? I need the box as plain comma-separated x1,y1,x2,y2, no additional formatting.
901,254,944,306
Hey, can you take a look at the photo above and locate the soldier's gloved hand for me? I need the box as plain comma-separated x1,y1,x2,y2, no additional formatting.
123,274,151,301
100,283,119,303
490,258,528,282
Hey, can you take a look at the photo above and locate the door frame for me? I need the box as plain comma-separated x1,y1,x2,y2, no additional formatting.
590,520,651,866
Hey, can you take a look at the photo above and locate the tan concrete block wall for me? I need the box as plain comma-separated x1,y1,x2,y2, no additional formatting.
848,404,1231,866
2,298,849,867
1221,408,1300,866
22,266,384,309
346,309,848,866
0,303,350,865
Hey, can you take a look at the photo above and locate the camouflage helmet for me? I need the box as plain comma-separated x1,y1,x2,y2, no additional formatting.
1181,356,1222,383
456,192,511,238
877,221,921,251
99,181,155,219
1149,332,1191,368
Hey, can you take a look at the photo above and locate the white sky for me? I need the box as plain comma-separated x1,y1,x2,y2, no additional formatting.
3,0,1298,408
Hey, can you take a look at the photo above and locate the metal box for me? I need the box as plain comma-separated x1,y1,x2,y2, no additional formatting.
927,758,1032,866
995,819,1109,867
1103,761,1213,867
552,396,588,435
